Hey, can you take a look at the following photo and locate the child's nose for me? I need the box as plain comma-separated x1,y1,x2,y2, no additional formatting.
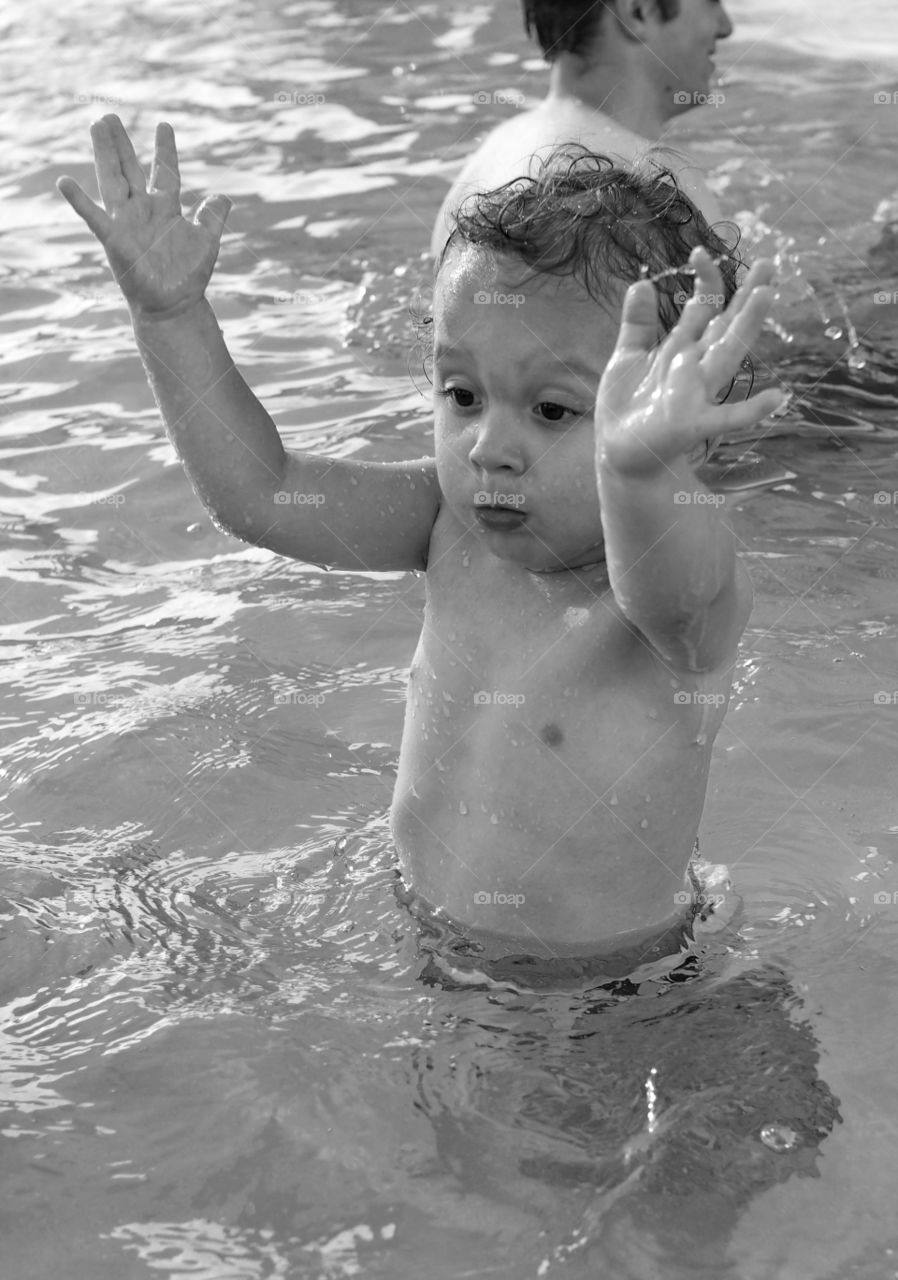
468,411,525,473
717,4,733,39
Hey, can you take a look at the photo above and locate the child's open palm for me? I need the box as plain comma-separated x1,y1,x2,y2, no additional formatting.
596,248,786,476
57,114,230,319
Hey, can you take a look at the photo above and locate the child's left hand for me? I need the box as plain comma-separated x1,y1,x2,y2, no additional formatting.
595,247,787,477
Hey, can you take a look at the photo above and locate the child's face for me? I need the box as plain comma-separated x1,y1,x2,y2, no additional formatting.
432,244,620,574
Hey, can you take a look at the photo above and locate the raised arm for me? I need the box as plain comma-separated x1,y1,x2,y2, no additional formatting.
595,249,786,672
57,115,440,571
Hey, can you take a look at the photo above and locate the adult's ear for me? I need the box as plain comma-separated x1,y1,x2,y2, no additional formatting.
611,0,665,42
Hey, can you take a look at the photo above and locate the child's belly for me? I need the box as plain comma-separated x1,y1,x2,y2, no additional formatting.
391,650,716,950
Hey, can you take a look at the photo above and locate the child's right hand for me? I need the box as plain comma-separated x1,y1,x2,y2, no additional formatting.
56,114,231,320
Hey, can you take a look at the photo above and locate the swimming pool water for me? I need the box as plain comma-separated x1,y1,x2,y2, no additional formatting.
3,1,898,1276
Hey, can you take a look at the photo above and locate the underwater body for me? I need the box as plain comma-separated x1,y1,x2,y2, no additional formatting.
3,0,898,1276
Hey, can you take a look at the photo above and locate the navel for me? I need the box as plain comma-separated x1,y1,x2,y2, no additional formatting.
541,722,564,747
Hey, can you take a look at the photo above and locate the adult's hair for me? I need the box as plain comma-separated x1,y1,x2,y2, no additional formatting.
440,146,742,335
523,0,681,61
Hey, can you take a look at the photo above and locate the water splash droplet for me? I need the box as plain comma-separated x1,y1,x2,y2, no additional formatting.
459,800,468,816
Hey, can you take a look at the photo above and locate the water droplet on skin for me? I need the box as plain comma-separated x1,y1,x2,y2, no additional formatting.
644,795,651,803
442,691,453,702
609,792,618,806
759,1124,799,1153
640,818,649,829
490,813,499,825
695,733,707,746
461,552,470,567
459,800,468,815
349,475,359,486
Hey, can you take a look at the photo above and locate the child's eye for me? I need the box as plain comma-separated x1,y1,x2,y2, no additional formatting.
439,386,477,409
535,401,581,424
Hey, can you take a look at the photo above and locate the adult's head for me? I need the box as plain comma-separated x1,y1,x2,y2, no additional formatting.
522,0,733,129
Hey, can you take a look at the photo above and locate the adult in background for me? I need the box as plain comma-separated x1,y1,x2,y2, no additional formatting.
432,0,733,256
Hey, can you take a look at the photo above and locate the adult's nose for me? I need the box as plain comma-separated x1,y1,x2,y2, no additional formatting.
717,3,734,39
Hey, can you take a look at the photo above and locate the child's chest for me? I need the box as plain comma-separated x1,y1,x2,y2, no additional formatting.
414,526,677,752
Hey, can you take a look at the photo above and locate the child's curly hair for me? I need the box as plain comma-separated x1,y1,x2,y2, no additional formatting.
438,145,745,336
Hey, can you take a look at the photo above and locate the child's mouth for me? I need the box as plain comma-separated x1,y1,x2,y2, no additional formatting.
474,505,528,531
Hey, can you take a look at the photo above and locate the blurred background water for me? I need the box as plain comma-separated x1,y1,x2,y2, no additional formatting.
3,1,898,1277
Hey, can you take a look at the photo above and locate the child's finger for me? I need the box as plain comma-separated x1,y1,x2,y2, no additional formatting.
613,279,662,353
105,114,147,196
696,259,778,357
90,117,130,212
55,176,114,241
193,194,232,246
700,286,775,387
709,386,789,436
661,248,726,361
149,122,180,196
665,291,723,358
710,258,776,332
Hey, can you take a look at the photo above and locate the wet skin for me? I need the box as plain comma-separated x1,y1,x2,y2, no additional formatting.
391,249,736,954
